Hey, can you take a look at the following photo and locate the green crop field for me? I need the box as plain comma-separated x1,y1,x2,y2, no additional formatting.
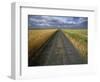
63,29,88,63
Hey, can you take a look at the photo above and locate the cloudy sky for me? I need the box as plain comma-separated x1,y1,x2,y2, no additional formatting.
28,15,88,28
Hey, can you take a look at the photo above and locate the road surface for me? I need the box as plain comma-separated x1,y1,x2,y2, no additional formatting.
28,30,84,66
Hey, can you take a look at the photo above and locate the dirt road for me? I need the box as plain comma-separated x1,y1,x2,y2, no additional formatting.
28,30,83,66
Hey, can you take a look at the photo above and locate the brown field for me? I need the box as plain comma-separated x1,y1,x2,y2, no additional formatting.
28,29,57,58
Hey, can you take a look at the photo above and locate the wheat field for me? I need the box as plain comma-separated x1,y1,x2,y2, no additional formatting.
28,29,57,58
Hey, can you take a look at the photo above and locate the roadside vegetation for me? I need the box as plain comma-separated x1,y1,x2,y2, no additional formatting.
63,29,88,63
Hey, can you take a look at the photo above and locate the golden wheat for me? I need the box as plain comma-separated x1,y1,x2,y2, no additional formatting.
28,29,57,57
